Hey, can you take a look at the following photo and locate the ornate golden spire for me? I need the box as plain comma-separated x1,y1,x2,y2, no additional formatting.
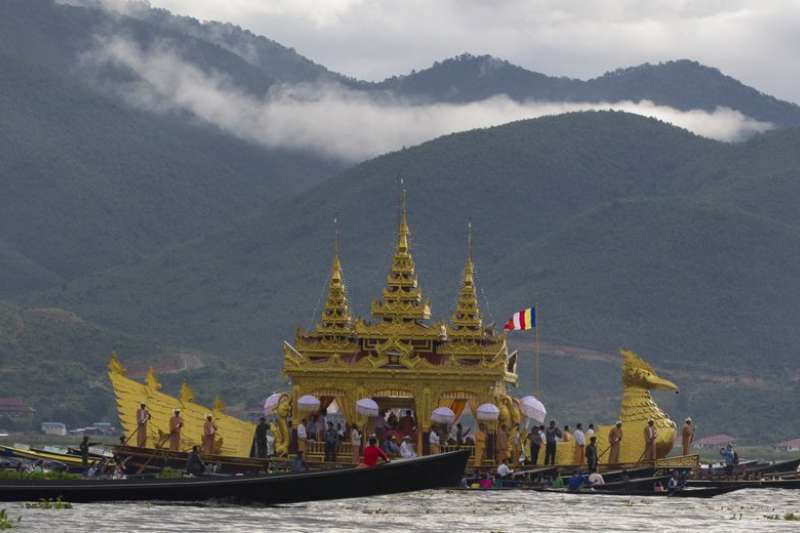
316,219,354,335
451,222,482,334
371,188,431,322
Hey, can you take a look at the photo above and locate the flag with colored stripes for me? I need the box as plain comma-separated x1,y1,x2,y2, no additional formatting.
503,307,536,331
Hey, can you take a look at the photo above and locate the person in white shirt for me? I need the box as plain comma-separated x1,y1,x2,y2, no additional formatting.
296,419,307,453
573,423,586,465
429,427,441,455
496,458,513,479
588,472,605,486
585,424,595,439
399,436,417,459
350,424,361,464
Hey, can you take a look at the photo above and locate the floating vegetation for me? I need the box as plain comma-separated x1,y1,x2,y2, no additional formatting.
0,509,20,529
0,471,79,481
24,497,73,510
156,467,184,480
764,512,799,521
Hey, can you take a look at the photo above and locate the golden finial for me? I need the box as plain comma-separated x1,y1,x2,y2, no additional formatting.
450,221,481,333
108,351,127,376
180,380,195,404
213,395,226,413
145,367,161,392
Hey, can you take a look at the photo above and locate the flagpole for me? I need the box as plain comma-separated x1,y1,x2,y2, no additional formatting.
534,303,541,396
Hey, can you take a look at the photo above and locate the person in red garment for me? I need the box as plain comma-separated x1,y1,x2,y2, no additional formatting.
358,436,391,468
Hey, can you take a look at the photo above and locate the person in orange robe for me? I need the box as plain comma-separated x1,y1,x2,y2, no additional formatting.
136,403,150,448
169,409,184,452
608,421,623,465
473,424,487,467
202,414,217,454
645,419,658,461
495,424,509,464
682,418,694,456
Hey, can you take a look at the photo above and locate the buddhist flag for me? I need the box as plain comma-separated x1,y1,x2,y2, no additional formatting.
504,307,536,331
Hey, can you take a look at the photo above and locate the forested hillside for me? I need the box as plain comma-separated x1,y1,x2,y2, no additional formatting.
25,112,800,439
2,0,800,441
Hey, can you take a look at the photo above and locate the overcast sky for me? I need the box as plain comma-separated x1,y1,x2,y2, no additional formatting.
145,0,800,104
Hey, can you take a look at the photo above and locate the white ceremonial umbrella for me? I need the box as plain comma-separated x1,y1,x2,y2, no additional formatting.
520,395,547,424
297,394,321,412
475,403,500,421
263,392,282,416
356,398,379,417
431,406,456,425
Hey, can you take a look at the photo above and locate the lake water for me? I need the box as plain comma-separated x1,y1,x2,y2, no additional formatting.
5,489,799,532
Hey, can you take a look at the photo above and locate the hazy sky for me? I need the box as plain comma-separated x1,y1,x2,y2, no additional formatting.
145,0,800,103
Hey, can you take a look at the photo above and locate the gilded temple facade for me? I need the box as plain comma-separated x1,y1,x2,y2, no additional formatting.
283,205,521,456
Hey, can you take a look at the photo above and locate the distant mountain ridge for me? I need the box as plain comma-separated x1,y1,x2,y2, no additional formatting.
63,1,800,127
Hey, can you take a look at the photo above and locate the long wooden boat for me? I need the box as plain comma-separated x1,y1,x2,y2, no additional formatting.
0,445,86,472
0,449,470,504
532,485,742,498
744,458,800,475
687,478,800,490
112,445,271,475
592,475,671,491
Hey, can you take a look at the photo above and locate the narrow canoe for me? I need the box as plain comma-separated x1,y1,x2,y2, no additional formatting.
687,478,800,490
0,445,86,471
532,485,742,498
0,449,471,504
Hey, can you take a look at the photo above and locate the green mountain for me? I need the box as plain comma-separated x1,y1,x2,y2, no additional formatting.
0,1,343,291
26,112,800,440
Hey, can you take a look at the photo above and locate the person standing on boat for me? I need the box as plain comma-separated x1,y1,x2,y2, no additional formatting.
496,424,509,464
586,436,599,473
429,425,441,455
574,423,586,465
529,425,544,465
473,423,487,467
563,425,572,442
169,409,184,452
645,419,658,461
608,421,623,465
136,403,151,448
255,417,269,458
456,423,470,446
681,418,694,456
510,424,521,466
544,421,562,465
324,422,339,462
585,423,596,440
720,444,736,476
202,414,217,455
79,435,99,466
350,424,362,463
296,418,307,454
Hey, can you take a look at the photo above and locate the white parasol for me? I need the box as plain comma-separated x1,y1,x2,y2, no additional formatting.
263,392,282,416
475,403,500,421
297,394,321,412
519,395,547,424
431,406,456,425
356,398,379,417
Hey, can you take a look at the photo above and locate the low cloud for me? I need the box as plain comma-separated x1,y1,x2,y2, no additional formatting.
85,36,773,161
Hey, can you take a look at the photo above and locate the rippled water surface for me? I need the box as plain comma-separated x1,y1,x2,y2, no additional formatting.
6,489,800,532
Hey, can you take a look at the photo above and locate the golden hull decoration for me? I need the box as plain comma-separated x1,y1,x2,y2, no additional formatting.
523,349,677,466
108,355,257,457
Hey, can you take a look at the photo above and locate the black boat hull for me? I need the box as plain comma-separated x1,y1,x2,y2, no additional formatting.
532,486,741,498
0,450,470,504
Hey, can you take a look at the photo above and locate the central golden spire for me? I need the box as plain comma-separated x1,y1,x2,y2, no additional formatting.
371,189,431,322
450,222,483,335
316,220,354,335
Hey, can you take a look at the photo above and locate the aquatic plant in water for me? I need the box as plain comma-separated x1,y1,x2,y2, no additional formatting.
24,497,73,510
0,508,21,529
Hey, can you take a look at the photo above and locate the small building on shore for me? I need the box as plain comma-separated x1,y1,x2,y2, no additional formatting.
775,438,800,452
694,434,736,449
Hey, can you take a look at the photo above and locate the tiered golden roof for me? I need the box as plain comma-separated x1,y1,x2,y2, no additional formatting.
370,199,431,323
284,196,519,446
